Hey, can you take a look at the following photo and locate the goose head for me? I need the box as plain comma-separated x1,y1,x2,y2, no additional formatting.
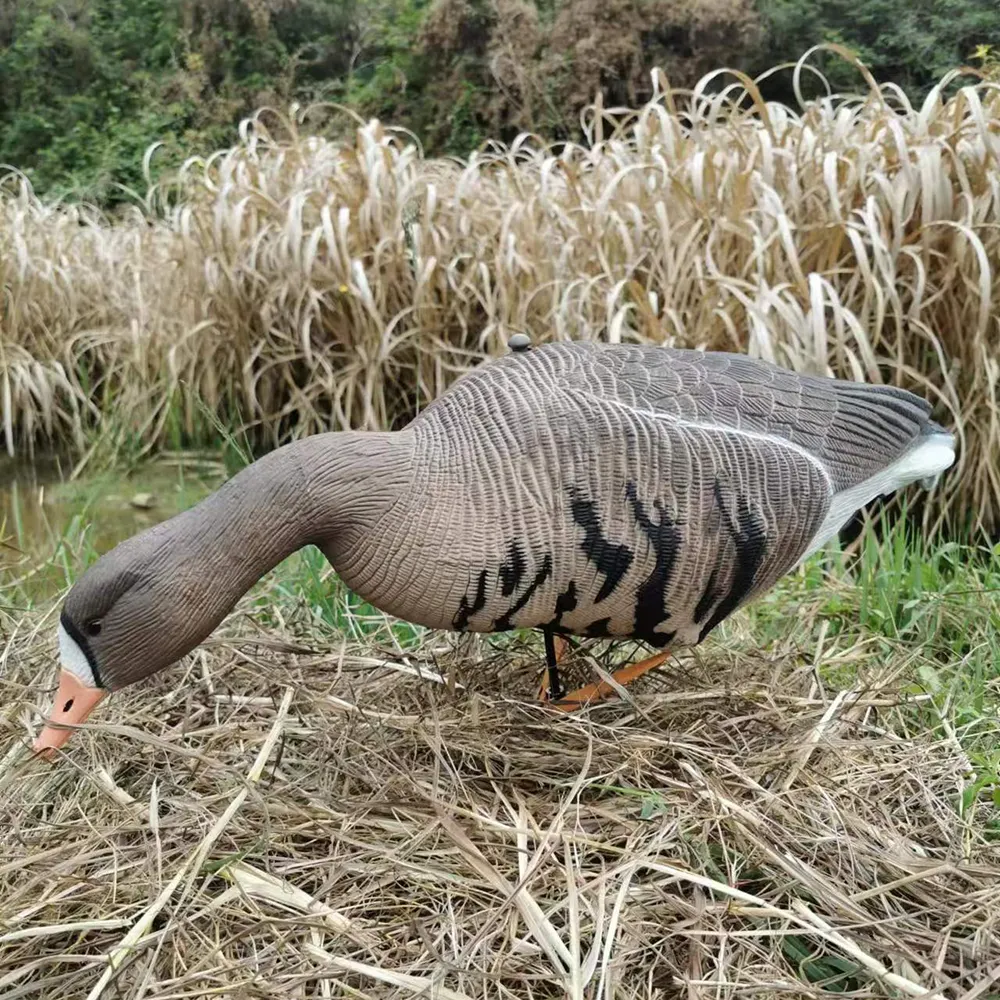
34,515,260,757
31,431,410,758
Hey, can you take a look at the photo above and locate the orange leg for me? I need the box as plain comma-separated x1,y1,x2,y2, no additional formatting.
543,650,670,712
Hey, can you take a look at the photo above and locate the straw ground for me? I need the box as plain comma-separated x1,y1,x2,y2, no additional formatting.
2,48,1000,534
2,508,1000,998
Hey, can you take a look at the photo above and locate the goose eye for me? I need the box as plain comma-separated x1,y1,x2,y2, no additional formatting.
85,620,102,636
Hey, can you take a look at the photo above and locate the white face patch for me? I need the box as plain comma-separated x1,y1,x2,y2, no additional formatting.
58,622,98,688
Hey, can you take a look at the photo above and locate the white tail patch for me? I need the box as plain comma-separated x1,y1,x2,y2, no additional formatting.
800,432,956,561
58,622,98,688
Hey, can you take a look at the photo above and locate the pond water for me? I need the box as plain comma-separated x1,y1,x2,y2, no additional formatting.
0,453,228,600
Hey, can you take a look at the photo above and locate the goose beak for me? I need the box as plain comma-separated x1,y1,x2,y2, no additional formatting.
32,670,106,760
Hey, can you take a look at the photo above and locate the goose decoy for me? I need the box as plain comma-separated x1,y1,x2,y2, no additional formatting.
32,340,955,755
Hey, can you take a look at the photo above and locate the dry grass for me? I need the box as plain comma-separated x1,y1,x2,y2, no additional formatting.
3,582,1000,999
1,49,999,533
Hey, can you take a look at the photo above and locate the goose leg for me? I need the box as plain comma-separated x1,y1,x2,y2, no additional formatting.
538,630,570,701
545,650,670,712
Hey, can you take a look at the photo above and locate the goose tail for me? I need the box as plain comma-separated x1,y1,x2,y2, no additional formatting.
801,420,955,561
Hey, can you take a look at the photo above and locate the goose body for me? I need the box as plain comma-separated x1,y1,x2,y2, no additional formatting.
34,340,955,753
330,340,954,646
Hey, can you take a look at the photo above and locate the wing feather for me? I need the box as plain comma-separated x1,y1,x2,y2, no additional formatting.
548,342,948,492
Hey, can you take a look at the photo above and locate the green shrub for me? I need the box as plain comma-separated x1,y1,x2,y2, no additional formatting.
0,0,766,203
1,0,998,206
751,0,1000,102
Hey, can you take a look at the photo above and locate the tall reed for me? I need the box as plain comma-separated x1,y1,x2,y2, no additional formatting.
2,49,997,533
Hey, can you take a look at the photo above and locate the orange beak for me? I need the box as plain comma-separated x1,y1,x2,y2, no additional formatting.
33,670,107,760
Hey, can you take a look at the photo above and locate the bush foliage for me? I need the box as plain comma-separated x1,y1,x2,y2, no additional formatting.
2,0,999,205
753,0,1000,99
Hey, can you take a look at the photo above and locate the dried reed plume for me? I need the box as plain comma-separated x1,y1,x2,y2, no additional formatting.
1,48,998,534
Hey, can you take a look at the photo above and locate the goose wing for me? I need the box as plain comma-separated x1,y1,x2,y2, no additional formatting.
537,341,955,640
554,341,950,493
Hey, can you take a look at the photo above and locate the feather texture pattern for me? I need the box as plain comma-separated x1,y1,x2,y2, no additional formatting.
331,342,955,648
